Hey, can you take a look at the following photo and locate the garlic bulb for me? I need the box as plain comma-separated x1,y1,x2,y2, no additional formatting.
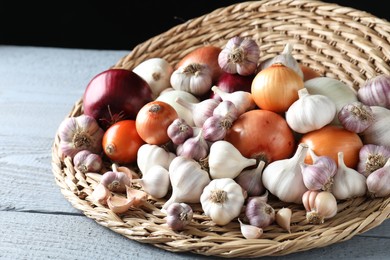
361,106,390,148
259,42,304,78
357,74,390,109
332,152,367,200
200,178,245,225
202,114,234,142
166,202,193,231
366,158,390,198
262,143,309,204
58,114,104,158
100,164,132,193
175,97,220,128
167,118,194,145
137,144,176,175
302,190,338,224
170,63,213,96
245,196,275,228
132,58,174,99
234,160,266,197
238,218,263,239
218,36,260,76
211,85,256,116
208,140,256,179
286,88,337,133
301,153,337,191
304,77,358,125
176,129,209,161
212,100,239,120
73,150,103,174
156,89,199,126
338,101,374,133
133,165,170,199
162,156,210,210
357,144,390,177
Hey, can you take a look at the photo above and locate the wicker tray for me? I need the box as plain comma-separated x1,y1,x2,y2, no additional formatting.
51,0,390,258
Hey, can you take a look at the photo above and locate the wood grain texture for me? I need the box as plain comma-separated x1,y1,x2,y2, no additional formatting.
0,45,388,259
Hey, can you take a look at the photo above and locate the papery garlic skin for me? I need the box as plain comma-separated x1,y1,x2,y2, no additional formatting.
361,106,390,148
58,114,104,158
259,43,304,79
332,152,367,200
100,165,132,193
170,63,213,96
262,143,309,204
176,129,209,161
133,58,174,99
162,156,211,211
167,118,194,145
208,140,256,179
73,150,103,173
366,158,390,198
245,196,275,228
302,190,338,224
286,88,336,133
304,77,358,125
156,89,199,126
357,74,390,109
338,101,374,133
301,155,337,191
166,202,193,231
211,86,256,116
357,144,390,177
175,97,220,128
218,36,260,76
137,144,176,175
200,178,245,225
134,165,170,199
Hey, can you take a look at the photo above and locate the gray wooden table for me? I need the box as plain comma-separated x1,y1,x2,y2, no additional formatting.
0,45,389,260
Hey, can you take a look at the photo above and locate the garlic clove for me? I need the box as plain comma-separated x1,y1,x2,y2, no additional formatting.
91,183,110,205
275,207,292,233
106,195,134,214
238,218,263,239
126,186,148,207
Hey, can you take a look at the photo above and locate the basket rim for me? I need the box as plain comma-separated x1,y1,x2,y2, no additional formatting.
52,0,390,258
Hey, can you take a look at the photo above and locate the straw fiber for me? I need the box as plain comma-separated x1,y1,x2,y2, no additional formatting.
52,0,390,257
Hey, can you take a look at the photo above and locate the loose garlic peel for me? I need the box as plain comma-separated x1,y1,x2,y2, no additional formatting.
275,208,292,233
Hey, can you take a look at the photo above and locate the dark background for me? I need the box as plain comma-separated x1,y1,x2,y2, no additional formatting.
1,1,388,51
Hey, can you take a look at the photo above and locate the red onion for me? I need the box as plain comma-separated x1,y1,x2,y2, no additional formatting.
83,68,153,129
357,74,390,109
211,72,254,100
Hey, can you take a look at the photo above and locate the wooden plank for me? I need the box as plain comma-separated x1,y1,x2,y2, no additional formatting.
0,211,389,260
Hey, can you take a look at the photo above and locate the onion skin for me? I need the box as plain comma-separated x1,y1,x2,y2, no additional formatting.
225,109,296,164
299,64,322,81
83,68,153,130
300,125,363,169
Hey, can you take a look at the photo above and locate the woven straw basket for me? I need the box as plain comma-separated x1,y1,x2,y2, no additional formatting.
52,0,390,258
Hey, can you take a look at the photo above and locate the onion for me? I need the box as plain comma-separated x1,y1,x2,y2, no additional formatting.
211,72,255,100
175,45,224,83
300,125,363,169
83,68,153,130
225,109,296,164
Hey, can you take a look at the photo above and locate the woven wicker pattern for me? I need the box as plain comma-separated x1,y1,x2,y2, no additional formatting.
52,0,390,257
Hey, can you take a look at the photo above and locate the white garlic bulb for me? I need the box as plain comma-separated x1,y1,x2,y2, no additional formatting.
286,88,336,134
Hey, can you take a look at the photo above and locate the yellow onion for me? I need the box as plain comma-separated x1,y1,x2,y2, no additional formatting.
251,63,304,113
